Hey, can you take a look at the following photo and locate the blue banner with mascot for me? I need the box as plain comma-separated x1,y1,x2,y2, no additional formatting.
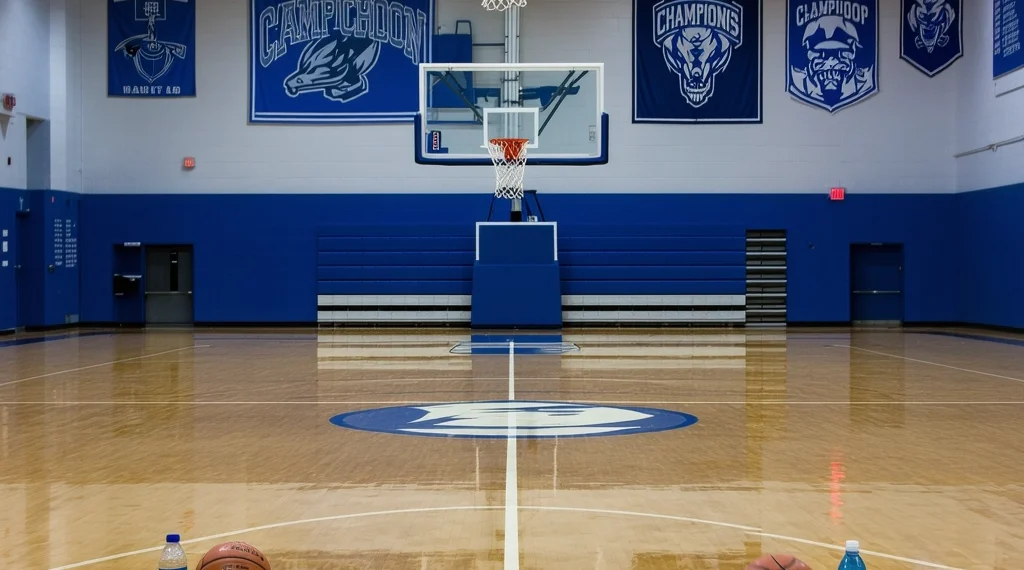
250,0,434,123
633,0,762,123
901,0,962,77
109,0,196,97
786,0,878,113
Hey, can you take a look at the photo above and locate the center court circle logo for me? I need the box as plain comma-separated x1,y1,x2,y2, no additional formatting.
329,401,698,439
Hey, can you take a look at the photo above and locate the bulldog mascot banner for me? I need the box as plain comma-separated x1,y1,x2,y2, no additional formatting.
786,0,878,113
633,0,763,123
250,0,434,123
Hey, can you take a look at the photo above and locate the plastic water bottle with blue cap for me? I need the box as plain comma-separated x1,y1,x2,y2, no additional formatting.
158,534,187,570
838,540,866,570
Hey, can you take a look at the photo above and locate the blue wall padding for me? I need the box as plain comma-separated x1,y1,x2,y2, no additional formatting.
317,223,477,299
955,183,1024,329
67,192,970,325
317,266,474,280
562,281,747,295
0,189,79,329
472,223,561,327
557,224,746,295
478,224,557,264
472,264,562,327
560,252,746,265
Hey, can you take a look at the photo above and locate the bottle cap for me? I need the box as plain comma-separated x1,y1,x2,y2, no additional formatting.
845,540,859,552
167,534,181,543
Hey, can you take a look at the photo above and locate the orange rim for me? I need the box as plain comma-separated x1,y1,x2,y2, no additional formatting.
489,138,530,161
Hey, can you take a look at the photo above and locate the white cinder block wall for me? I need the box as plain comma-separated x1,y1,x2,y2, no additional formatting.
0,0,50,189
67,0,966,194
15,0,1021,194
955,0,1024,192
0,0,83,192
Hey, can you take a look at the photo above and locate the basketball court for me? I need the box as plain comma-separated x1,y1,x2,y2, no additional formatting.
1,0,1023,568
2,327,1024,569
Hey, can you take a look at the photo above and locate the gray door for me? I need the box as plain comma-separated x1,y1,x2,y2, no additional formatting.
145,246,194,325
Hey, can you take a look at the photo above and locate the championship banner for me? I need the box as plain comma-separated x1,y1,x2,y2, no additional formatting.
633,0,763,123
108,0,196,97
994,0,1024,78
786,0,878,113
250,0,433,123
901,0,962,77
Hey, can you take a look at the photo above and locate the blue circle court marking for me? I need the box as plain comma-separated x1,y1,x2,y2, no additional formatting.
329,400,698,439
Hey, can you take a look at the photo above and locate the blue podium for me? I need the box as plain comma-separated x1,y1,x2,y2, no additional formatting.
471,222,562,328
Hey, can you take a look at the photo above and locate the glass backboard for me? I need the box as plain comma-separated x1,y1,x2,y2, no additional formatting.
415,63,608,165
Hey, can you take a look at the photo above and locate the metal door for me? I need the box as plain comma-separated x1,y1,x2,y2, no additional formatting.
850,243,904,325
145,246,194,325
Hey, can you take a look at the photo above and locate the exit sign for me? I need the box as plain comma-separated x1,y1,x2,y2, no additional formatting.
830,187,845,201
183,157,196,170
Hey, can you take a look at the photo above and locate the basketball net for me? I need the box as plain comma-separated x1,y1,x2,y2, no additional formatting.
486,138,529,200
481,0,525,10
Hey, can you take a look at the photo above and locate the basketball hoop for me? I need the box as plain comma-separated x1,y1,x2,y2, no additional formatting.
486,138,529,200
481,0,525,10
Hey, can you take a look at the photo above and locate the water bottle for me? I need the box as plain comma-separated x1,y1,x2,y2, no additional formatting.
158,534,187,570
837,540,866,570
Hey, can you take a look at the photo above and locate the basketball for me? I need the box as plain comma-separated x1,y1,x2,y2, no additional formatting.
746,554,812,570
197,541,271,570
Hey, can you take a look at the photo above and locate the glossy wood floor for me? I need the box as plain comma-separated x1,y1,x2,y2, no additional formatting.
2,327,1024,570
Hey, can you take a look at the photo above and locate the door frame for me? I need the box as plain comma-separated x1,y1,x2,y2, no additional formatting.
143,244,195,325
850,242,905,326
14,210,32,331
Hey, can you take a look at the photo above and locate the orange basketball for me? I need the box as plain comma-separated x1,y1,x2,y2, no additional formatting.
746,554,812,570
196,541,270,570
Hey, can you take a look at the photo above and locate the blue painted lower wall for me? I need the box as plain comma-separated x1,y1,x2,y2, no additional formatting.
80,192,959,324
0,189,21,331
0,187,81,331
956,183,1024,329
4,187,1020,329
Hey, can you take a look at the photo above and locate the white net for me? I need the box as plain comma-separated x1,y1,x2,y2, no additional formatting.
486,138,529,200
481,0,526,10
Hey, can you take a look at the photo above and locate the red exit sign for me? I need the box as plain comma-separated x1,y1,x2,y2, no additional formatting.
830,187,845,201
183,157,196,170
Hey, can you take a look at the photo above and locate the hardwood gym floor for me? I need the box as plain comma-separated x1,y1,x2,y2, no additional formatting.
1,328,1023,570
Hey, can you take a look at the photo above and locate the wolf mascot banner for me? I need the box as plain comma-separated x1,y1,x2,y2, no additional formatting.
786,0,878,113
633,0,762,123
109,0,196,97
901,0,962,77
250,0,433,123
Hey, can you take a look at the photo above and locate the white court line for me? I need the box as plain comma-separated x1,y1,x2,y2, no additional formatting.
505,341,520,570
752,531,960,570
0,345,211,389
835,345,1024,384
46,505,963,570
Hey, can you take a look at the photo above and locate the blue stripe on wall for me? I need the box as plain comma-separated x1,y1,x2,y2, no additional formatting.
0,188,81,330
0,185,1015,329
955,183,1024,330
79,192,961,324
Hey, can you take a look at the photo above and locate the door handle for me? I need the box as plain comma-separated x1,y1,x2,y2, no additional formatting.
852,290,901,294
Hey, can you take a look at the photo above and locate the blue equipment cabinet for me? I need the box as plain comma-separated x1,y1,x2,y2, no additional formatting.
471,222,561,328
